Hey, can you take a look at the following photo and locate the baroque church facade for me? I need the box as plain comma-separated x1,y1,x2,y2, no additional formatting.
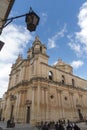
1,36,87,124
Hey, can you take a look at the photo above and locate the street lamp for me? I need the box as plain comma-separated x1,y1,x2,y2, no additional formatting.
0,7,40,50
1,7,40,32
26,7,40,32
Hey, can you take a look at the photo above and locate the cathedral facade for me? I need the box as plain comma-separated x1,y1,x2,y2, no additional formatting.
1,36,87,124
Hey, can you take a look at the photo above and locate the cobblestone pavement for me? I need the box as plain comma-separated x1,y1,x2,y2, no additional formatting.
0,121,87,130
77,122,87,130
0,121,34,130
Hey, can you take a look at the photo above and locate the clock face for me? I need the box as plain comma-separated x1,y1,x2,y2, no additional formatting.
36,44,40,48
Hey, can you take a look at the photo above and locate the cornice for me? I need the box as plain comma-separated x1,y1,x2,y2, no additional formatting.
8,77,87,93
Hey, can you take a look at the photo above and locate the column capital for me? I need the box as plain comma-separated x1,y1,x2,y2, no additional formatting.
18,89,27,94
56,88,63,93
32,86,37,89
25,100,32,106
41,86,48,90
69,91,74,95
79,93,83,97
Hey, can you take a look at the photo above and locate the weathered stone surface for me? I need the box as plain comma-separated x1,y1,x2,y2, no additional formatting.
0,36,87,125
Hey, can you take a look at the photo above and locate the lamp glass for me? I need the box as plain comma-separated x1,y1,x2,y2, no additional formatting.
25,11,40,32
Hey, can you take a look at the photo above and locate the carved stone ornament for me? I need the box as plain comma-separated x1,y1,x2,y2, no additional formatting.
10,94,17,101
25,100,32,105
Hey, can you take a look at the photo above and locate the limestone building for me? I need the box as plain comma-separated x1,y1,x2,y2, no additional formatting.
1,36,87,124
0,0,15,34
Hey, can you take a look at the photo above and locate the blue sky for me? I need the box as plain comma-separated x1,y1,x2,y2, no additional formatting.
0,0,87,97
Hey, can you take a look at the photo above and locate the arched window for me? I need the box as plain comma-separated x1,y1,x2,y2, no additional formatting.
49,71,53,80
62,75,65,85
72,79,75,87
32,47,34,57
40,46,42,52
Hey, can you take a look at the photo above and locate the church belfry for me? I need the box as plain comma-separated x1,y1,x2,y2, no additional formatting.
27,35,49,64
33,36,47,55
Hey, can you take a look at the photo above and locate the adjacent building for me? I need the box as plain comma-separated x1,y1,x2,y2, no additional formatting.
0,0,15,34
0,36,87,125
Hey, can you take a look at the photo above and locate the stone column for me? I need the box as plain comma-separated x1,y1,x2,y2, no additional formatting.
13,95,18,120
41,86,49,122
16,92,21,122
44,88,46,121
57,89,63,119
37,81,41,122
41,87,44,121
23,92,27,123
31,86,36,124
69,92,75,120
6,98,11,119
45,89,49,121
22,90,27,123
79,94,86,119
70,92,76,120
17,90,26,123
21,92,25,123
56,89,60,119
20,92,24,123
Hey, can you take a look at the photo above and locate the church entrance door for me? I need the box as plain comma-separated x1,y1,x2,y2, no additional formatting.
77,109,83,120
10,105,14,120
26,106,30,123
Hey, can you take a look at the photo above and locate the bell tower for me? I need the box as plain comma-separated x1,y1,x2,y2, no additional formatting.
27,36,49,77
27,36,49,64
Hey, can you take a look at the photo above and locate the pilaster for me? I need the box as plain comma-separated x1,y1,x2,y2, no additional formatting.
56,89,64,119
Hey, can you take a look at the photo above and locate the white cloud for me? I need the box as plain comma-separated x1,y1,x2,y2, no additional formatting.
70,60,84,69
47,24,67,49
68,2,87,57
52,61,58,66
41,13,48,25
47,38,56,48
67,35,82,57
76,2,87,45
0,24,33,98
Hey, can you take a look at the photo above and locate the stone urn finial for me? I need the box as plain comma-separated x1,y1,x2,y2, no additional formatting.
35,35,40,41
